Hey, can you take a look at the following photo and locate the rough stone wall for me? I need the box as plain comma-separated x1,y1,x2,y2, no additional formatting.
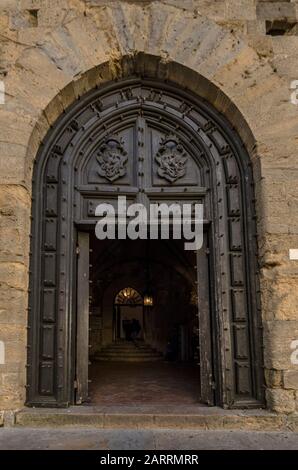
0,0,298,413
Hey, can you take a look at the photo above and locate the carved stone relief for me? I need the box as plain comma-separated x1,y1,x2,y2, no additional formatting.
96,135,128,182
155,135,188,183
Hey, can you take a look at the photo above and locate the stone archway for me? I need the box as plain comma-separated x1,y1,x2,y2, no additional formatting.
26,76,264,409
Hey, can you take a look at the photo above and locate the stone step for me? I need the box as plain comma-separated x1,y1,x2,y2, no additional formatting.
95,342,163,362
13,407,298,431
100,347,157,353
102,343,154,350
94,356,163,362
96,349,161,356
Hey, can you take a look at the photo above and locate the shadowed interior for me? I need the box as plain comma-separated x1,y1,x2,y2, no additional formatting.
88,236,200,405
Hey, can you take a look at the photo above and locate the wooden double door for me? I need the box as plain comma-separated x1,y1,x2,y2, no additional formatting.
27,78,264,408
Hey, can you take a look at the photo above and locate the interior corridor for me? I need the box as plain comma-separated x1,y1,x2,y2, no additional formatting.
86,236,201,406
89,361,200,405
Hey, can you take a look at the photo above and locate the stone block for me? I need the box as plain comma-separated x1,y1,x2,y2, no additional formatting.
35,2,73,29
283,370,298,390
246,19,267,36
0,327,26,409
0,143,27,183
0,12,9,29
9,9,38,30
257,2,297,21
0,290,28,325
2,410,15,426
0,0,18,10
0,324,27,344
263,321,298,369
0,262,28,292
266,388,296,413
257,175,298,237
0,393,25,410
225,0,256,20
0,185,31,262
261,279,298,321
0,348,26,409
264,369,283,388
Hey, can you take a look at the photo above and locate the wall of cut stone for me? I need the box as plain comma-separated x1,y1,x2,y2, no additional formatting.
0,0,298,413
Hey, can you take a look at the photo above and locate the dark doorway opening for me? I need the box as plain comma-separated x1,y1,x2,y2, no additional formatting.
85,235,202,405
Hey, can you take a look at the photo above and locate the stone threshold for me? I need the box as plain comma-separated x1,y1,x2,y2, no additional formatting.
1,406,297,431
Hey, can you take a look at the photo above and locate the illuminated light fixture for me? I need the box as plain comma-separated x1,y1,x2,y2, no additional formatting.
144,240,154,307
115,287,143,305
144,292,154,307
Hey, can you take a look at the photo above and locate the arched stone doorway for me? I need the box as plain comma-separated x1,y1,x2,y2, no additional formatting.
26,77,264,409
114,287,144,342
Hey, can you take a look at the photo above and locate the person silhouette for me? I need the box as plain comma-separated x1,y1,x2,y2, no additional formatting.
122,317,132,341
131,318,141,344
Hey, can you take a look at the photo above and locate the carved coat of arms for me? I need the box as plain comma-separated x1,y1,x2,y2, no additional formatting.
96,135,128,182
155,135,188,183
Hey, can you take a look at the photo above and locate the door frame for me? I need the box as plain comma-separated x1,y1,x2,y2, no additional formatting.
26,78,264,408
75,228,214,405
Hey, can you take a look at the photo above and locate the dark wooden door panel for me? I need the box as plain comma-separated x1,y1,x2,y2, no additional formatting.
197,234,214,405
76,232,90,404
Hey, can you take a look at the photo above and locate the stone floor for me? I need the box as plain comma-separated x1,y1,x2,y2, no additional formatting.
89,361,200,405
0,428,297,450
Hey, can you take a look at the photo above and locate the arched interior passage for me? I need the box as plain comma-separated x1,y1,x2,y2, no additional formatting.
88,237,200,405
27,76,264,409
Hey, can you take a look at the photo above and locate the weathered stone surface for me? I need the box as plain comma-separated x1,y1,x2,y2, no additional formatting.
283,371,298,390
0,290,28,325
0,143,27,184
266,389,296,414
0,185,31,262
2,426,298,450
256,2,297,21
226,0,256,20
265,369,283,388
261,279,298,321
13,407,286,431
2,410,15,426
0,323,27,409
263,321,298,369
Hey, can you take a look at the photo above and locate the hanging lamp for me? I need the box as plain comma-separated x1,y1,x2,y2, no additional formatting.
143,240,154,307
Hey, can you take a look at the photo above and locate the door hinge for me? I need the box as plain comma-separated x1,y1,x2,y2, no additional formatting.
76,246,80,256
74,379,78,389
205,248,210,255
